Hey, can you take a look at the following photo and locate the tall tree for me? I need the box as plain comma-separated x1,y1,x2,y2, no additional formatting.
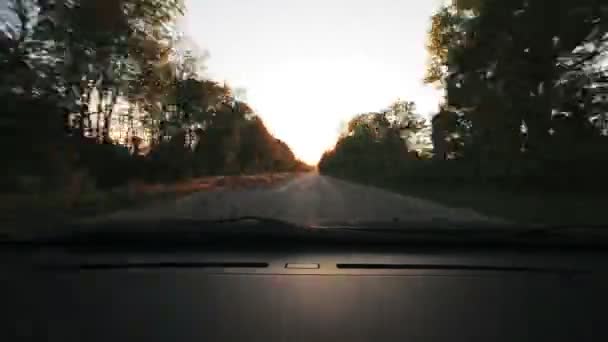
425,0,608,173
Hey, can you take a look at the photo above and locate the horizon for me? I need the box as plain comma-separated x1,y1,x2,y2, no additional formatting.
182,0,444,163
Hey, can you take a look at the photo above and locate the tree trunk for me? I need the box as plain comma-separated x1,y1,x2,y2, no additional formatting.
103,91,118,144
78,88,92,138
96,89,103,141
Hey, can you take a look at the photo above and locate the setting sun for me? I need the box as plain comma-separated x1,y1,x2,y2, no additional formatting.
248,55,408,163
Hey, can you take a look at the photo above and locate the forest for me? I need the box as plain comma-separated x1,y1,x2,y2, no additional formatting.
4,0,608,225
318,0,608,223
1,0,310,201
321,0,608,190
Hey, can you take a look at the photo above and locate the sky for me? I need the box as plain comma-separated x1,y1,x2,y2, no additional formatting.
182,0,444,163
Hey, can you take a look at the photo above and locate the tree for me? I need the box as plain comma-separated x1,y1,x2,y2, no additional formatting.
319,100,426,179
431,107,470,160
3,0,308,193
424,6,467,85
425,0,608,182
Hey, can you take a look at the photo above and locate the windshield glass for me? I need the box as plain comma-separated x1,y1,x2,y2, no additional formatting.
2,0,608,238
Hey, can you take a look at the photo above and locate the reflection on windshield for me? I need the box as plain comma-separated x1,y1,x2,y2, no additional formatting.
2,0,608,235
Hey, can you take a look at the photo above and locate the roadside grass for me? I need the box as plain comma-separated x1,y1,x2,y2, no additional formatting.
0,172,303,235
0,190,170,234
333,176,606,226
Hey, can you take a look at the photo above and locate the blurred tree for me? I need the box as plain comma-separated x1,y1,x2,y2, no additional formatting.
424,0,608,181
424,6,466,85
431,107,470,160
319,100,425,179
1,0,309,194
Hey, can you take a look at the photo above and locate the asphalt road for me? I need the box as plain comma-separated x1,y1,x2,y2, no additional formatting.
102,173,499,226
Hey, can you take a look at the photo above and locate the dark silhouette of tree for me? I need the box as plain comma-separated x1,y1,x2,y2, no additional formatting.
431,108,470,160
2,0,309,195
421,0,608,185
322,0,608,193
319,100,424,179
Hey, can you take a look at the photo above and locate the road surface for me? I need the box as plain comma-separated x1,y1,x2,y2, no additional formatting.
100,173,500,226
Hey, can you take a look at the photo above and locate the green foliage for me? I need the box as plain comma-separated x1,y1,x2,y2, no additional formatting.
431,108,470,160
454,0,482,11
424,6,466,85
319,100,424,179
420,0,608,184
2,0,307,199
325,0,608,194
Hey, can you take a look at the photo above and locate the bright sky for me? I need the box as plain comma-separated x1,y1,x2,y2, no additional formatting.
183,0,444,163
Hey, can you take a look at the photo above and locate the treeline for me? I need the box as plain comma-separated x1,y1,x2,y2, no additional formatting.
1,0,309,194
320,0,608,192
319,100,428,179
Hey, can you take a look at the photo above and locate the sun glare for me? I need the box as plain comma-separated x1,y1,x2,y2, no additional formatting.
246,56,411,164
182,0,445,164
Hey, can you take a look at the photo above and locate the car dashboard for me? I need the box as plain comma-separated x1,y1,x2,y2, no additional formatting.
1,242,607,342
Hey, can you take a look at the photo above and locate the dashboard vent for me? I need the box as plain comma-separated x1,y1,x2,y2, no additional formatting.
42,262,269,270
336,263,567,273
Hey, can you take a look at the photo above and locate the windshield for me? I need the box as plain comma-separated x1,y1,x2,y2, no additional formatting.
2,0,608,239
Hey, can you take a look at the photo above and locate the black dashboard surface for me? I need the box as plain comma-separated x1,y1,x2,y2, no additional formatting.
2,245,607,342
